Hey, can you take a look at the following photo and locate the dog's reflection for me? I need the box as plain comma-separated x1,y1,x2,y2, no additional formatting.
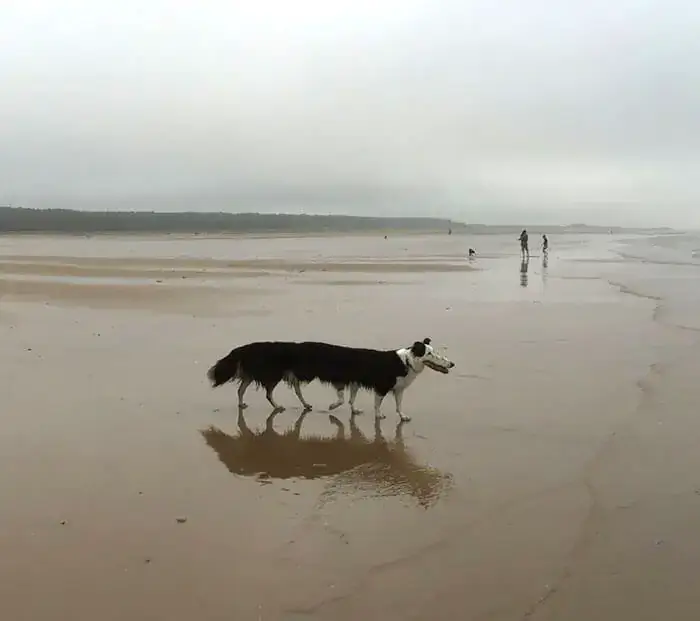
200,409,452,508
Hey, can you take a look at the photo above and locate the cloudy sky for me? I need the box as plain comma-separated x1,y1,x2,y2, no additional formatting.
2,0,699,226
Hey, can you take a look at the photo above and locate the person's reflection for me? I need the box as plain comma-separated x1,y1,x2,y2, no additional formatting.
520,257,529,287
542,253,548,287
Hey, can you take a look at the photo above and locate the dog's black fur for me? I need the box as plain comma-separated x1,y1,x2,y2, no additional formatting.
208,339,430,399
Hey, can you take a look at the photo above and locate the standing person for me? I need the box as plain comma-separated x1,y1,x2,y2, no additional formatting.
518,229,529,258
542,234,549,255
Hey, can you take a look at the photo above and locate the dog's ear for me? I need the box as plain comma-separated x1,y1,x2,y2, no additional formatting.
422,337,432,345
411,341,427,357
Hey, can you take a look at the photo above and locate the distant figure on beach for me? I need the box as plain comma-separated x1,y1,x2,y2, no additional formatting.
542,234,549,255
468,248,476,259
519,229,529,258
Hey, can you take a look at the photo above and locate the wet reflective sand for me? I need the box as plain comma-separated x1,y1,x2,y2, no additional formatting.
2,233,700,620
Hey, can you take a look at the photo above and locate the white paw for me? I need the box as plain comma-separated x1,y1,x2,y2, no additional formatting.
351,408,363,415
239,403,248,409
328,402,343,411
399,414,411,422
375,412,386,420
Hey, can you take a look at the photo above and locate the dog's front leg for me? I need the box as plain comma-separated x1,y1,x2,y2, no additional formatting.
374,393,386,419
349,383,362,415
292,411,309,439
393,388,410,422
329,415,346,440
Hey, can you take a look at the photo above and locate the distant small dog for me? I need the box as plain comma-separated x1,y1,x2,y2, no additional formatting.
207,338,455,422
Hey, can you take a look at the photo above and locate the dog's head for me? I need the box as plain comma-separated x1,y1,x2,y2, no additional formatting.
408,337,455,374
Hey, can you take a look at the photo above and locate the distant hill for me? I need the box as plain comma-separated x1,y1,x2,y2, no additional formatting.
0,206,462,234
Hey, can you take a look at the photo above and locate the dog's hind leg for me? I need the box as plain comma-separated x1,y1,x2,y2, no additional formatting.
374,393,386,419
393,388,410,422
237,407,254,438
237,378,252,409
265,382,285,412
328,384,345,411
349,383,362,415
290,377,312,411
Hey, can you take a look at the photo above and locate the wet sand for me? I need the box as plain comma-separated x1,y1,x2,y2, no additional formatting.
2,233,700,620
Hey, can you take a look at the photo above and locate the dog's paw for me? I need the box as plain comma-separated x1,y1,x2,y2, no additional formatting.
328,401,343,411
351,408,363,415
399,414,412,422
374,413,386,420
238,403,248,410
303,404,313,412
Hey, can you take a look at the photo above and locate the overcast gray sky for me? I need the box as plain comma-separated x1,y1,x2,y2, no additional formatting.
2,0,699,226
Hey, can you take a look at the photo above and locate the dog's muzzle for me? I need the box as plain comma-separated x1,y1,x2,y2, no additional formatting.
424,359,455,374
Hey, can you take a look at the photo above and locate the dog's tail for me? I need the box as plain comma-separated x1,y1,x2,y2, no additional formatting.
207,348,242,388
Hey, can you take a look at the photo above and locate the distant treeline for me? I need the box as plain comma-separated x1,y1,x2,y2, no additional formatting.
0,206,672,235
0,206,462,234
462,223,674,234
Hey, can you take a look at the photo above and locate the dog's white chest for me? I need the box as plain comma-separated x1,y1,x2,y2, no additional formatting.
393,349,421,392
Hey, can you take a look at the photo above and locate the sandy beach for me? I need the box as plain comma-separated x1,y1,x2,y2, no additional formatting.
2,231,700,620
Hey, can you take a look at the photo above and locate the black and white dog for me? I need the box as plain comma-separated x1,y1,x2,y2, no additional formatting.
207,338,455,422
